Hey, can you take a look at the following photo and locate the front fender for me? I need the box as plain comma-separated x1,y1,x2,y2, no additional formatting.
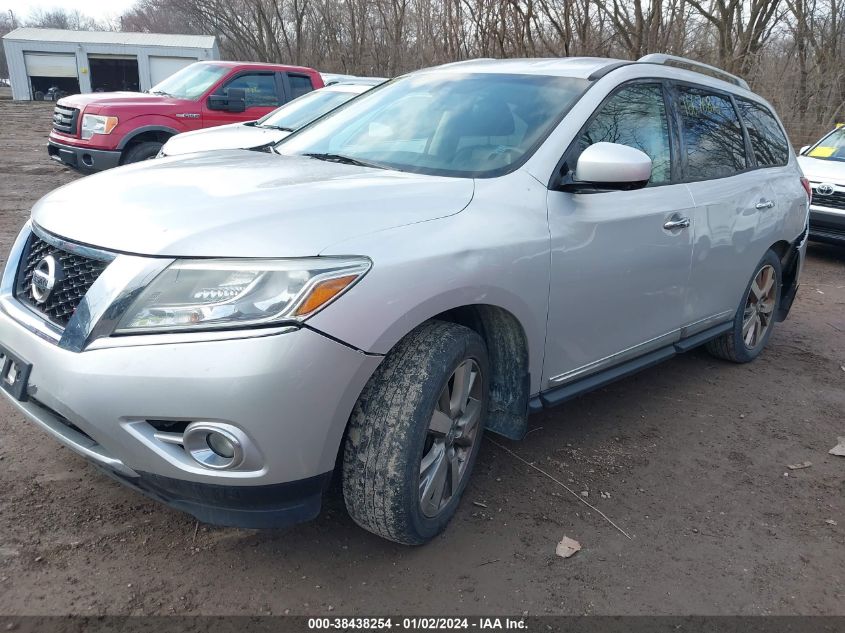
310,173,552,396
116,118,184,150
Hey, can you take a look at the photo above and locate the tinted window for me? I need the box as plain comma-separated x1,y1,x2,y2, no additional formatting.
736,99,789,166
288,74,314,99
580,83,671,184
677,87,746,178
223,73,279,108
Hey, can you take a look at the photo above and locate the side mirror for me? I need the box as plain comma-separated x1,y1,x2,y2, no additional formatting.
799,145,810,155
571,142,652,190
207,87,246,113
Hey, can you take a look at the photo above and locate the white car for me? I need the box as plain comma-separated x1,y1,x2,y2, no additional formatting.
158,82,377,158
797,126,845,244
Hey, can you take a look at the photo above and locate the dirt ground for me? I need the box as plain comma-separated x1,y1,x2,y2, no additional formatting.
0,100,843,617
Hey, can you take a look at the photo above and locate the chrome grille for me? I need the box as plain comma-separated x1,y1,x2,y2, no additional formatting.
15,232,109,327
811,189,845,211
52,104,79,135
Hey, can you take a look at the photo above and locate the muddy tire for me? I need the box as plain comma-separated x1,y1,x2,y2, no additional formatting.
342,320,489,545
122,141,163,165
706,249,782,363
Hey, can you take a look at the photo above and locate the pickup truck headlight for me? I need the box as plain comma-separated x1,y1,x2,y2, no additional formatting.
81,114,119,140
114,258,370,333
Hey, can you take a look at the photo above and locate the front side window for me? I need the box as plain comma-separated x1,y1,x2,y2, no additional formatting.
222,73,279,108
579,83,672,185
677,87,747,179
278,73,591,178
288,74,314,100
736,99,789,167
149,63,229,100
804,126,845,162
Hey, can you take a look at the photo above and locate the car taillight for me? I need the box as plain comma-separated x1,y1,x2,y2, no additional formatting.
800,177,812,201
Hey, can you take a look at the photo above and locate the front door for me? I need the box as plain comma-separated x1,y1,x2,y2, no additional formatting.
543,82,695,389
203,71,283,128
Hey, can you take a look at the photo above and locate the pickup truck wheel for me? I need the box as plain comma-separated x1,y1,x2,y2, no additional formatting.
342,321,489,545
122,141,163,165
706,249,782,363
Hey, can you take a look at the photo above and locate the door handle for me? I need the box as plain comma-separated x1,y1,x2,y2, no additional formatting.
755,200,775,210
663,217,691,230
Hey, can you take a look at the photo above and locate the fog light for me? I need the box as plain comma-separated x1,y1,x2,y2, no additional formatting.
183,423,244,470
206,431,235,459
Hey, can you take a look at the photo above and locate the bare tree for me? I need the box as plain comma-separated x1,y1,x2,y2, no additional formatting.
115,0,845,144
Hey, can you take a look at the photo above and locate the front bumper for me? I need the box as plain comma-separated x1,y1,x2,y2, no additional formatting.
99,466,333,528
0,304,382,526
809,207,845,244
47,138,121,173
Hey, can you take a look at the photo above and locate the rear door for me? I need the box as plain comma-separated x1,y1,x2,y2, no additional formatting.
543,82,695,389
674,84,793,327
203,70,284,127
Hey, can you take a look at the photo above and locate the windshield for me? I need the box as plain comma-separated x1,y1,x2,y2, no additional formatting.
278,73,591,177
149,63,229,100
806,126,845,162
258,89,363,130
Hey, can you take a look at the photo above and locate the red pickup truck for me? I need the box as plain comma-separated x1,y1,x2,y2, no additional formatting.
48,61,324,173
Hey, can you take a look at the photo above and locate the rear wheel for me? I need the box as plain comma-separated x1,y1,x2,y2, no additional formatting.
342,321,489,545
122,141,163,165
706,249,782,363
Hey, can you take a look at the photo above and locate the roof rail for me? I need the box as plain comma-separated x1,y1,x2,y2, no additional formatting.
637,54,749,90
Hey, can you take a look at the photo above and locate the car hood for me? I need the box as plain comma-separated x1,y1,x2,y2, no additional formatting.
797,155,845,183
58,92,190,113
32,151,475,258
162,123,290,156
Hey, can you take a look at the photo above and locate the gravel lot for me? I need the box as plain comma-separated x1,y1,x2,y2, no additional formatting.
0,99,843,616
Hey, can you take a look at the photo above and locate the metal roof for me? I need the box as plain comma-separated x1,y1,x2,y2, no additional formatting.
2,27,216,50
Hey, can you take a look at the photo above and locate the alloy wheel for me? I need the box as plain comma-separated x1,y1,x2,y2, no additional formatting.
742,264,776,349
419,359,483,518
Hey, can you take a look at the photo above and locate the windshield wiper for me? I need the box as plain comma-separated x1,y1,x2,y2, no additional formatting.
258,124,294,131
148,90,172,97
303,152,385,169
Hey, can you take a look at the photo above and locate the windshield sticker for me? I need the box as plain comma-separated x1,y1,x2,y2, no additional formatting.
808,146,836,158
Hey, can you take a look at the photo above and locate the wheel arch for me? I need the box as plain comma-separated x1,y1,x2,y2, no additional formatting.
433,304,531,440
117,125,179,154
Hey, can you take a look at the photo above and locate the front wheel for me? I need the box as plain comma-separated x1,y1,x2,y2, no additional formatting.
342,321,489,545
706,249,782,363
122,141,164,165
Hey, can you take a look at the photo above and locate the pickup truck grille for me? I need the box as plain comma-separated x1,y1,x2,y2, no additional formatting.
52,104,79,136
15,232,109,328
811,189,845,211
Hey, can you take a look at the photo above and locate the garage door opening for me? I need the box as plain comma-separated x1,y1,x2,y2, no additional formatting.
24,52,80,100
29,76,80,101
89,55,139,92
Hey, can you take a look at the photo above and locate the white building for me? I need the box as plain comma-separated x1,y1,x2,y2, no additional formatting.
2,28,219,100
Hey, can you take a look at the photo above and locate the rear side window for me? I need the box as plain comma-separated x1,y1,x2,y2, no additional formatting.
736,99,789,166
579,83,672,185
676,87,746,179
288,74,314,100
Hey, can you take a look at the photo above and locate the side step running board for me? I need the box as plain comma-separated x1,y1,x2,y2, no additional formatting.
529,321,733,412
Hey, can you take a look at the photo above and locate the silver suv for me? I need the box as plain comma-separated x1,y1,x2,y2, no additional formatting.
0,55,809,545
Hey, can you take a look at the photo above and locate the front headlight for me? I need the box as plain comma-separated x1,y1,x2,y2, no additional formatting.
81,114,119,140
115,257,370,333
